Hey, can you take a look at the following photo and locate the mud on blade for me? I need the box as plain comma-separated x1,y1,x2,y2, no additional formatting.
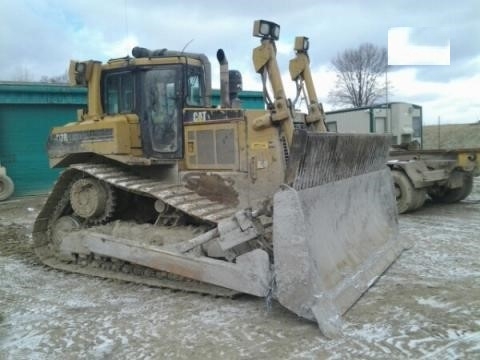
273,130,407,338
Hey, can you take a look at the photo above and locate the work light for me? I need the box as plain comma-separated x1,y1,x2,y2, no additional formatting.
253,20,280,40
294,36,309,52
75,62,86,73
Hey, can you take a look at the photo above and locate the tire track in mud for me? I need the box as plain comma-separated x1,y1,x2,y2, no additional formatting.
0,196,45,259
0,222,41,268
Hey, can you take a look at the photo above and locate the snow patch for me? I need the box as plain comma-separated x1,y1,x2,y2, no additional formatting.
416,296,451,309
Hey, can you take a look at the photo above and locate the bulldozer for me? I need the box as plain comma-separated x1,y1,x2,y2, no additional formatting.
33,20,405,337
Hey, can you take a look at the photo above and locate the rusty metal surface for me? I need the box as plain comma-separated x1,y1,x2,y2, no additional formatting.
287,130,391,190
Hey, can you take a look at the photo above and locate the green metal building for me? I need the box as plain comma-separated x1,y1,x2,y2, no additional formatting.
0,82,87,197
210,89,265,110
0,82,264,198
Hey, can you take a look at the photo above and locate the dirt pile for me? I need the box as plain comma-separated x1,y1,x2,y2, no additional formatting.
423,123,480,149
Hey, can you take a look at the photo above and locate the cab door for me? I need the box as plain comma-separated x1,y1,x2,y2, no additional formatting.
142,67,184,159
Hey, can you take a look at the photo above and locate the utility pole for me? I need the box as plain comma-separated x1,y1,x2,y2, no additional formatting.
385,65,391,134
437,116,441,148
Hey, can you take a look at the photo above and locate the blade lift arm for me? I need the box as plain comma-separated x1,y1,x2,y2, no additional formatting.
69,60,103,121
289,37,327,132
252,37,295,147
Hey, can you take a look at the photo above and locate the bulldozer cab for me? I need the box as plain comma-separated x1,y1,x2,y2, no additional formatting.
58,47,213,166
101,61,207,160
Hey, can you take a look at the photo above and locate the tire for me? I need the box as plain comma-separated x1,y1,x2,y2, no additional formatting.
429,171,473,204
391,170,423,214
0,174,15,201
410,188,427,211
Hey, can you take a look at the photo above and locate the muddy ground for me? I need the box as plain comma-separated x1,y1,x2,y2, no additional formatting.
1,180,479,359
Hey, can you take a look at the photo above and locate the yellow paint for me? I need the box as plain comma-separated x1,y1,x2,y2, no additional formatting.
51,114,142,157
457,151,480,173
105,57,202,70
187,141,195,154
251,142,268,150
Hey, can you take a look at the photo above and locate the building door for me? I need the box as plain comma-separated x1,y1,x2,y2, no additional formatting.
375,117,386,133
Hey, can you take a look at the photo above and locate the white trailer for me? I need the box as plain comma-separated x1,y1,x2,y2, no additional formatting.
325,103,479,213
325,102,423,147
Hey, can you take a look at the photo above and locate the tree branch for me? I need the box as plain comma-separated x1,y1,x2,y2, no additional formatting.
329,43,388,108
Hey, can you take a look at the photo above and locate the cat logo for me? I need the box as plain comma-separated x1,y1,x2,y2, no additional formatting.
193,111,207,122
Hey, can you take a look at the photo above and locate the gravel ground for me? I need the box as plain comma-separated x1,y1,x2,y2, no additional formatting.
0,179,479,359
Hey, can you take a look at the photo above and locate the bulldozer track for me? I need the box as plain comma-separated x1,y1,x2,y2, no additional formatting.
33,163,240,298
71,163,237,222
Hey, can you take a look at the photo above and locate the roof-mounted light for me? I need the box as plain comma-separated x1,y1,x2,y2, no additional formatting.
76,62,86,73
253,20,280,41
294,36,309,52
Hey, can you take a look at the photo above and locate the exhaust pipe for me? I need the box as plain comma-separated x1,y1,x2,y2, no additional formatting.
216,49,230,108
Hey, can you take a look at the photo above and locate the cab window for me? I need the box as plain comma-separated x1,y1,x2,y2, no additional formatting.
186,67,205,107
104,72,134,114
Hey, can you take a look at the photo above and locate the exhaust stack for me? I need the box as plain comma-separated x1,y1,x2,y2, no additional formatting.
216,49,230,108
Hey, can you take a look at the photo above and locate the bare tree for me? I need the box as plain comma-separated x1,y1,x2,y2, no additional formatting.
328,43,387,108
40,70,69,84
12,66,35,82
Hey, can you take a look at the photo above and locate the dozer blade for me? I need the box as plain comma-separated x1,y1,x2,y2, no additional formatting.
273,130,407,338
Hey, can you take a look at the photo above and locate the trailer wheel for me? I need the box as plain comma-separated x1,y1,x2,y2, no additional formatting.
411,188,427,211
391,170,423,214
429,171,473,204
0,174,14,201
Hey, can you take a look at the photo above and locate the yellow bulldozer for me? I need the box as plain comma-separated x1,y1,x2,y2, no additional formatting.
33,20,405,337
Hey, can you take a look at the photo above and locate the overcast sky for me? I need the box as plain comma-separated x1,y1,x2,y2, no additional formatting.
1,0,479,125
